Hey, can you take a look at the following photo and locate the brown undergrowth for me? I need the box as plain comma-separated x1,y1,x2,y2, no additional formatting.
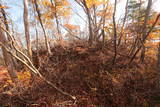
0,42,160,107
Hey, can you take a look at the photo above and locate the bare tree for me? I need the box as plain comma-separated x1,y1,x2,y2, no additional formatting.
129,0,153,64
23,0,32,58
75,0,94,46
129,13,160,64
33,0,52,55
75,0,110,46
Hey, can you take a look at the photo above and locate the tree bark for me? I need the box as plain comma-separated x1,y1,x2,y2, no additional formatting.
112,0,117,65
82,0,93,46
0,3,18,70
0,27,19,86
23,0,32,58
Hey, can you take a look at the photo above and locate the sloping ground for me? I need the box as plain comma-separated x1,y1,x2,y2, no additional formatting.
0,43,160,107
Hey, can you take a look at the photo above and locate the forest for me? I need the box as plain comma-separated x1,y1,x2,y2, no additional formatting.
0,0,160,106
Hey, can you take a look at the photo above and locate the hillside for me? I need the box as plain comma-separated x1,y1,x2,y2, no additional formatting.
0,42,160,107
0,0,160,106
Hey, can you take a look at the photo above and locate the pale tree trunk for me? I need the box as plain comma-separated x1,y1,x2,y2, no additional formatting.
0,27,19,86
82,0,93,46
32,1,39,52
23,0,35,82
23,0,32,58
75,0,94,46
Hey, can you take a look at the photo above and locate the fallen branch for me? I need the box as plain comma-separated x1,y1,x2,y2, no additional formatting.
0,26,76,100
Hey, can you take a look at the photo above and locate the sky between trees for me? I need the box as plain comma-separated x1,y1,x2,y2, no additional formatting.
4,0,160,31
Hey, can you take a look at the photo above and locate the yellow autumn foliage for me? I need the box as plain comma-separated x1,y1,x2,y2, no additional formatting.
85,0,108,8
17,71,31,86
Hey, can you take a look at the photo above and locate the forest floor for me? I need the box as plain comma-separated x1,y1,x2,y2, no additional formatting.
0,42,160,107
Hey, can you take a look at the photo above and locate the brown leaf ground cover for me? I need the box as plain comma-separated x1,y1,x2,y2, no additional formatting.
0,42,160,107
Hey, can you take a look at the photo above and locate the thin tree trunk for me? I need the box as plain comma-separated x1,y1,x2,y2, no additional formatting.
102,29,105,49
129,13,160,64
82,0,93,46
112,0,117,65
142,0,152,41
129,0,152,63
87,10,94,46
34,0,52,55
157,42,160,70
23,0,32,58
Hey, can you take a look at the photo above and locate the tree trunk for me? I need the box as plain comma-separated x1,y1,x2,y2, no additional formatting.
0,3,18,70
157,43,160,70
140,0,152,63
34,0,52,55
23,0,32,58
112,0,117,65
129,0,154,64
0,27,19,86
82,0,93,46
